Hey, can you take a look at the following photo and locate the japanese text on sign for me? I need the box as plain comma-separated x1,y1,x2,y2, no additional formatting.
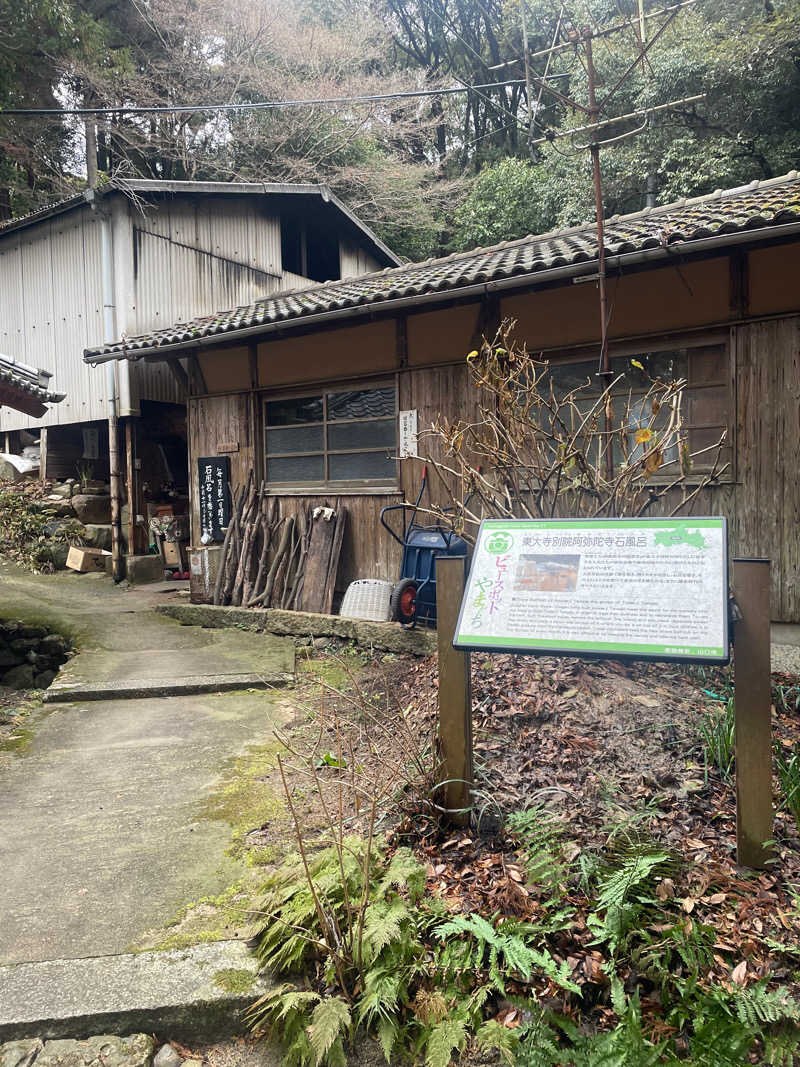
454,517,729,664
197,456,231,544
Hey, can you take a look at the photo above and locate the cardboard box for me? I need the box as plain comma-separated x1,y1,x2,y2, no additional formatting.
66,546,111,573
161,540,187,568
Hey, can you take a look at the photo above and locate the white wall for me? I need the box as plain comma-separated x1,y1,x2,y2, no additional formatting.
0,192,388,431
0,207,107,431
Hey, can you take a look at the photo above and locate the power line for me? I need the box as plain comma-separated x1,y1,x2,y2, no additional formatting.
0,79,527,118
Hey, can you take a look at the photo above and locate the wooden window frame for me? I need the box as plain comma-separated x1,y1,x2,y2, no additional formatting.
261,376,400,495
542,331,736,484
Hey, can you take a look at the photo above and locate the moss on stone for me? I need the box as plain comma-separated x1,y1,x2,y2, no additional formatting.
213,967,257,994
197,742,284,859
0,692,46,756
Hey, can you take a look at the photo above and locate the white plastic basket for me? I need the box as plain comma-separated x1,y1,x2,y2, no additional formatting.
339,579,393,622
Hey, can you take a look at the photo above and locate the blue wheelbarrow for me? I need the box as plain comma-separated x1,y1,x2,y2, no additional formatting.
380,467,468,628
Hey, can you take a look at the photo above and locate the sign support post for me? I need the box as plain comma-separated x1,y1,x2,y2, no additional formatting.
436,556,473,827
733,558,773,870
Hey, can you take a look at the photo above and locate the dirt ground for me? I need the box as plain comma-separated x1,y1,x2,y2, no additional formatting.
257,643,800,1006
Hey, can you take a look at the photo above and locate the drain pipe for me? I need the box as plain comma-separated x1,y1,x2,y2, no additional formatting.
99,211,123,582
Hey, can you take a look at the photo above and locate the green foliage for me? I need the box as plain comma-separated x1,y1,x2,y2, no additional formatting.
249,833,585,1065
699,697,736,782
776,743,800,832
450,158,553,250
309,997,351,1066
425,1018,467,1067
0,488,82,572
436,913,579,996
586,840,671,955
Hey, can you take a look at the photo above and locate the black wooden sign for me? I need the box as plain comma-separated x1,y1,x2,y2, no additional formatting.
198,457,231,544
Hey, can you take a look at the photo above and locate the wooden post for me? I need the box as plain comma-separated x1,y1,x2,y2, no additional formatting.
124,418,139,555
39,427,48,482
733,558,773,869
436,556,473,826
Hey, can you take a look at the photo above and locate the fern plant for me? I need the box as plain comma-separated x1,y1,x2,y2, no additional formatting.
436,912,580,997
585,839,671,956
249,839,427,1065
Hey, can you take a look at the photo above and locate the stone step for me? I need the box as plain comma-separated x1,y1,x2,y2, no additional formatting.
43,672,293,703
0,941,273,1046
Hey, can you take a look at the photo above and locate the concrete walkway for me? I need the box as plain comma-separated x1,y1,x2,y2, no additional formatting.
0,563,294,966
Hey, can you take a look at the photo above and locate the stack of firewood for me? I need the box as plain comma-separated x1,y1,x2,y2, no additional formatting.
212,471,347,613
212,472,311,609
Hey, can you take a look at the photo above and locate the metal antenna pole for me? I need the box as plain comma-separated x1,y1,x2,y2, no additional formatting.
584,33,610,382
519,0,535,150
584,31,614,482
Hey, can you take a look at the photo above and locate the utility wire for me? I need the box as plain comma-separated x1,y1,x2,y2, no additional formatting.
1,79,527,118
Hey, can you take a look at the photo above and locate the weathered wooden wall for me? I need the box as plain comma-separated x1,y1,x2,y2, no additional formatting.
185,241,800,619
728,317,800,620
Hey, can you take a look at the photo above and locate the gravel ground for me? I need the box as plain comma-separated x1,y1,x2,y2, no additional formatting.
771,641,800,675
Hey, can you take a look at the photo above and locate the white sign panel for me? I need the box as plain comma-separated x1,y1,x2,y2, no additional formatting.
82,427,99,460
454,517,729,663
399,409,418,458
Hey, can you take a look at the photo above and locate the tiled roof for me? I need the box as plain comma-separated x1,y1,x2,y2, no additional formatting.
0,354,64,416
85,171,800,362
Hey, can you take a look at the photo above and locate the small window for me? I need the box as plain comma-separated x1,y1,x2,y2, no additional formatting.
280,217,341,282
546,343,731,475
281,218,304,276
265,384,397,488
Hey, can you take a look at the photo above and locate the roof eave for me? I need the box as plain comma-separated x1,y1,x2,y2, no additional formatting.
83,219,800,366
0,180,400,267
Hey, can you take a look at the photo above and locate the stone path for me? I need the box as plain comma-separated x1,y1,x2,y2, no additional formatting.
0,563,294,966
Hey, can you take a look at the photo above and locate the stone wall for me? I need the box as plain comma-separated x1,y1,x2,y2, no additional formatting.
0,621,71,690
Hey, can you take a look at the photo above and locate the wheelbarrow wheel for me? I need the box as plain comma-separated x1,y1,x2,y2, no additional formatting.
390,578,418,628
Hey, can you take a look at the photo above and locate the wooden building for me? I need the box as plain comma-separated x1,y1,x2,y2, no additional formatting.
86,173,800,621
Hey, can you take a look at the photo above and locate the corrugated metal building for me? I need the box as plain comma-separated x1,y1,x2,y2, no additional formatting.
0,180,397,452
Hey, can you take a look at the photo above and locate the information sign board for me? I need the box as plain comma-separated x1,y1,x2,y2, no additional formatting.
197,456,231,544
454,517,729,663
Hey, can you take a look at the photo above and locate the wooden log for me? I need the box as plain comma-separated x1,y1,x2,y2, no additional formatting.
213,486,240,605
248,516,294,607
249,512,272,605
242,482,266,604
280,520,302,609
299,508,339,614
287,508,310,610
321,508,347,615
231,477,258,606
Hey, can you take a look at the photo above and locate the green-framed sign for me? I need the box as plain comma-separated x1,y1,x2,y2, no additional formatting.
453,517,729,664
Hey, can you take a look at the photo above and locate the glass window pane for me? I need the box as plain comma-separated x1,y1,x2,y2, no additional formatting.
267,454,324,483
328,418,396,451
266,425,324,454
686,385,728,427
329,451,396,482
266,395,323,426
688,345,727,385
546,361,595,396
608,351,688,391
327,387,395,420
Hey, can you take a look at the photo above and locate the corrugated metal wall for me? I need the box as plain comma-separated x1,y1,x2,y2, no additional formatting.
131,195,288,408
0,208,106,431
1,191,385,432
340,239,381,278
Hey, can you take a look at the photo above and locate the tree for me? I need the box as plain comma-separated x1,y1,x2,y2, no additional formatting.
0,0,79,217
